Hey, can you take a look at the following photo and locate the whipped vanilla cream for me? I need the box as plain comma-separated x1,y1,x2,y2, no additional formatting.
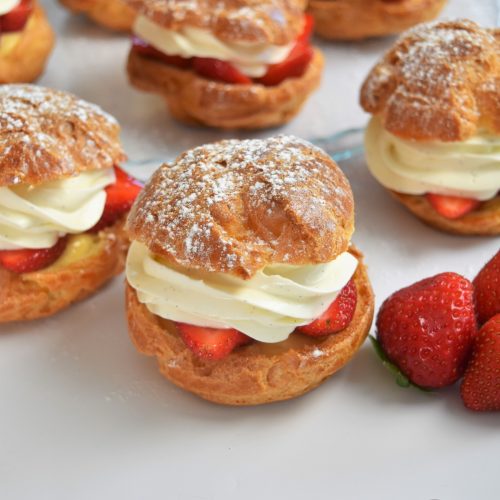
0,169,115,250
126,241,358,343
133,15,293,78
365,117,500,201
0,0,19,16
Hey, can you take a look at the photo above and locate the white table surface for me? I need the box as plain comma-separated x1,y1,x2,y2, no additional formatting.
1,1,499,499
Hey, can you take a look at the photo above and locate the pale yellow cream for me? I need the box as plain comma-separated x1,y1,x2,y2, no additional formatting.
0,169,115,250
133,15,293,78
365,117,500,201
126,241,358,343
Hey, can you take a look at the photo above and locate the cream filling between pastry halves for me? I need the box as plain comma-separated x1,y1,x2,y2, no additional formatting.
0,169,115,250
133,15,294,78
365,117,500,201
126,241,359,343
0,0,20,15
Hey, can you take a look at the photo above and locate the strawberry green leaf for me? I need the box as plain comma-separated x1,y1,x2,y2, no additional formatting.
369,336,432,392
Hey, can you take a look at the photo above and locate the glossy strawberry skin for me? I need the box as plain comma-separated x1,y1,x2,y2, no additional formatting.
192,57,252,84
460,314,500,411
377,272,478,389
297,279,357,337
89,166,143,232
0,0,33,33
473,250,500,325
0,237,67,274
425,193,481,220
176,323,252,361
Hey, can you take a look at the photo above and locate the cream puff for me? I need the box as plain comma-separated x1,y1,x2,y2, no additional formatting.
126,0,323,129
0,85,142,322
0,1,55,83
125,136,374,406
59,0,136,31
308,0,447,40
360,20,500,236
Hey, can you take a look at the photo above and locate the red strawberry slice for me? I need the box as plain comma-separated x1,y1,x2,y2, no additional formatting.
473,249,500,325
297,13,314,44
192,57,252,85
0,0,33,33
176,323,252,361
90,165,142,232
131,36,192,69
460,314,500,411
0,237,67,274
256,42,314,87
425,193,481,220
297,279,357,337
256,14,314,87
376,272,477,389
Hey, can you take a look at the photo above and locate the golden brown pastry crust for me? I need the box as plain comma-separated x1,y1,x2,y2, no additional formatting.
127,47,323,129
360,20,500,142
391,192,500,236
0,85,126,187
0,5,55,84
127,135,353,278
126,247,374,406
127,0,307,45
59,0,136,31
0,218,129,323
308,0,446,40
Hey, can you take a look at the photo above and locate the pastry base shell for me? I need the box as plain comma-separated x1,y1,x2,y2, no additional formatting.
125,246,374,406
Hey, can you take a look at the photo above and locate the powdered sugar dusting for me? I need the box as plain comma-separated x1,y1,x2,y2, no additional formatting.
129,136,354,277
361,20,499,140
0,85,123,186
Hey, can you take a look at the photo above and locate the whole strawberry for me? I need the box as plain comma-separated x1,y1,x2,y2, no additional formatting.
460,314,500,411
376,272,477,389
473,249,500,325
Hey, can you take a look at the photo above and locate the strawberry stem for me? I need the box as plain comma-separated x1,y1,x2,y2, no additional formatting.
369,336,432,392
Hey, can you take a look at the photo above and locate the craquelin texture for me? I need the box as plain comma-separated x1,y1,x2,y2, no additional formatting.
127,47,323,129
127,136,354,278
360,20,500,142
308,0,446,40
126,247,374,406
126,0,307,45
0,5,55,84
0,85,126,187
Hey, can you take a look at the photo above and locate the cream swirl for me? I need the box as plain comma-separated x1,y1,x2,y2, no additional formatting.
126,241,358,343
365,117,500,201
0,169,115,250
133,15,294,78
0,0,20,16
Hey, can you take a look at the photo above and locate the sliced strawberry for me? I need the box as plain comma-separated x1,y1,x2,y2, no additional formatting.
176,323,252,361
297,279,357,337
256,42,314,87
131,36,192,69
425,193,481,220
90,165,143,232
0,237,67,274
192,57,252,85
0,0,33,33
297,14,314,44
256,14,314,87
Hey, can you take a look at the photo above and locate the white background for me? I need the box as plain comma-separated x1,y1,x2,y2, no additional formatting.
1,1,499,499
